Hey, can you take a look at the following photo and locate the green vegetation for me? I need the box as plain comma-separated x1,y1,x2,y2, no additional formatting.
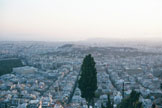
152,103,156,108
101,94,114,108
101,103,105,108
0,58,23,76
78,54,97,108
106,94,114,108
117,90,143,108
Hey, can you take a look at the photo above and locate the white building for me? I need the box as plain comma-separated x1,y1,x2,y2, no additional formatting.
13,66,37,74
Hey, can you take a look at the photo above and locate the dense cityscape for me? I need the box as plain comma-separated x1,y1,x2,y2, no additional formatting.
1,0,162,107
0,41,162,108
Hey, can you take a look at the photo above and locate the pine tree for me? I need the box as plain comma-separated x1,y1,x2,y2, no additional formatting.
152,103,156,108
78,54,98,108
101,103,105,108
106,94,114,108
117,90,143,108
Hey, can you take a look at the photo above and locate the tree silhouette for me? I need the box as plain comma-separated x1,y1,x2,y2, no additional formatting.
117,90,143,108
106,94,114,108
78,54,97,108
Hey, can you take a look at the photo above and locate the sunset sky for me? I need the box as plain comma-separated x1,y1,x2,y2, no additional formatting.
0,0,162,41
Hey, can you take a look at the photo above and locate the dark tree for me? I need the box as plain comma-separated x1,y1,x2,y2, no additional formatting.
0,59,23,76
101,103,105,108
117,90,143,108
160,83,162,90
101,94,114,108
152,103,156,108
78,54,97,108
106,94,114,108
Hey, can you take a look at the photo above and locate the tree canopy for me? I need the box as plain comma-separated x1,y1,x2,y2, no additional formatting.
117,90,143,108
78,54,97,108
0,59,23,76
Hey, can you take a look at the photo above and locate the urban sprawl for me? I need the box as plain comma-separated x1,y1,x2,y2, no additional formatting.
0,41,162,108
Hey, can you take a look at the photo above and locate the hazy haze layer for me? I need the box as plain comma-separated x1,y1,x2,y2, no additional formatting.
0,0,162,41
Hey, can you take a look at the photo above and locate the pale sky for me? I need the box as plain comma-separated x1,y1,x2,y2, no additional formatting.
0,0,162,41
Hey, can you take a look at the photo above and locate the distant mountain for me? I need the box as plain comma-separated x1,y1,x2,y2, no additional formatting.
77,37,162,47
85,37,162,43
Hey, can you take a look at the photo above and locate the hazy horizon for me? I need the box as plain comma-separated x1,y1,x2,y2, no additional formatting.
0,0,162,41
